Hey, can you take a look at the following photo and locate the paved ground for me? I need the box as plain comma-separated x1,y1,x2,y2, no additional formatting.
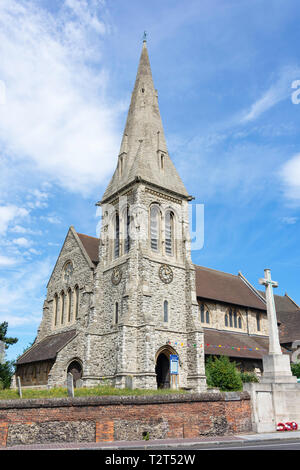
2,430,300,451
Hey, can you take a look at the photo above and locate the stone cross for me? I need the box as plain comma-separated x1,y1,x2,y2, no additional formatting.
259,269,282,355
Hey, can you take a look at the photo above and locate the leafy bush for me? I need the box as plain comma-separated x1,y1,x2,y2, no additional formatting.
205,356,243,391
0,361,15,389
291,362,300,378
240,372,259,383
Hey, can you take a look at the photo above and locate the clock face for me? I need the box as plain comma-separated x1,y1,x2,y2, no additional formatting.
111,267,122,285
159,264,173,284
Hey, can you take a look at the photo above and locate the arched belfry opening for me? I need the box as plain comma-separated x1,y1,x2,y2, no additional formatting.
67,360,82,388
155,346,178,389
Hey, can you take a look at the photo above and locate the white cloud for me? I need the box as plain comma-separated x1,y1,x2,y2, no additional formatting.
0,255,18,267
10,225,42,235
281,216,298,225
0,0,120,196
0,205,29,234
12,237,32,248
280,153,300,202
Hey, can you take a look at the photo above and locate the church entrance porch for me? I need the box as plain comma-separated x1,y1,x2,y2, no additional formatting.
155,346,178,389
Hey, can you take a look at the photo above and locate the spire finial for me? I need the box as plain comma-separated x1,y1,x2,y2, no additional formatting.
143,31,147,42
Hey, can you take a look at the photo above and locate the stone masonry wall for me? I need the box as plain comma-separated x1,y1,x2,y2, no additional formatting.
0,392,252,447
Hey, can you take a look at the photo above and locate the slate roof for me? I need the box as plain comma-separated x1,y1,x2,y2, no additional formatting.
194,265,266,311
17,330,77,365
204,329,270,359
77,232,99,265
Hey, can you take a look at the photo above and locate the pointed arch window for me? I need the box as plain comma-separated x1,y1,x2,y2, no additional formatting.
200,304,205,323
200,303,210,324
124,206,131,254
163,300,169,323
114,212,120,258
60,291,65,324
74,285,79,320
229,308,233,327
115,302,119,324
256,313,261,331
54,294,58,326
150,205,159,251
165,210,174,256
67,288,72,322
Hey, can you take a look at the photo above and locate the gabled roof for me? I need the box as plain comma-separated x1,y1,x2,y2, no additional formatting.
258,290,299,313
76,232,99,265
194,265,266,311
17,330,77,365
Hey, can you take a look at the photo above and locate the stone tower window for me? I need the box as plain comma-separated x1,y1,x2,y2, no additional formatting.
163,300,168,322
115,302,119,324
161,154,164,170
124,206,131,254
165,211,174,256
114,212,120,258
150,205,159,251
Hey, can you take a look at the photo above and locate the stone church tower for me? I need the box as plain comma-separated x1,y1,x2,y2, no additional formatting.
15,40,207,392
92,39,206,391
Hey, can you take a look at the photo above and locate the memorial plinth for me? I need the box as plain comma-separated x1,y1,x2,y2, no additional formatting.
244,269,300,433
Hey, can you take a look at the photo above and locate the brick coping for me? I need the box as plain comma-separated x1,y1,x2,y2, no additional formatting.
0,391,249,409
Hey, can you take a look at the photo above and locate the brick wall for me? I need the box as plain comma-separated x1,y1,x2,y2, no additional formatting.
0,392,252,447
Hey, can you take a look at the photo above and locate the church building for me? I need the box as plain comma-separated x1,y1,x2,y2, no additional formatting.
15,40,299,390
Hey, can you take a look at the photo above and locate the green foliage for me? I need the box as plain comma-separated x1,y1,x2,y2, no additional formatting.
0,322,18,349
0,361,15,389
205,356,243,391
291,362,300,378
0,321,18,389
240,372,259,383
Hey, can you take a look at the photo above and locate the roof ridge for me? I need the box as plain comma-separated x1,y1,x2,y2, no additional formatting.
76,232,99,241
194,264,238,278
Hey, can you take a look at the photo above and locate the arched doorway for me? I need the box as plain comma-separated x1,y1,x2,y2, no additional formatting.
156,353,170,388
67,360,82,388
155,346,178,389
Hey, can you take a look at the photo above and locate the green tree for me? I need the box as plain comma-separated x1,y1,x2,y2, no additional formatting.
0,321,18,349
205,356,243,391
0,321,18,389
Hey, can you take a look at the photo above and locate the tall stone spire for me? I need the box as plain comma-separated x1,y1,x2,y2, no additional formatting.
101,39,189,203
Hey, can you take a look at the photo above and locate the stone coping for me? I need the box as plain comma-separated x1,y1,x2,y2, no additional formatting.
0,391,250,410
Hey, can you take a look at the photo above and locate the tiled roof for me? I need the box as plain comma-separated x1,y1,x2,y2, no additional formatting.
194,265,266,311
77,232,99,265
17,330,77,365
204,329,289,359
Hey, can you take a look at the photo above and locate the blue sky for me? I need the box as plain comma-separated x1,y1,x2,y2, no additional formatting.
1,0,300,361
